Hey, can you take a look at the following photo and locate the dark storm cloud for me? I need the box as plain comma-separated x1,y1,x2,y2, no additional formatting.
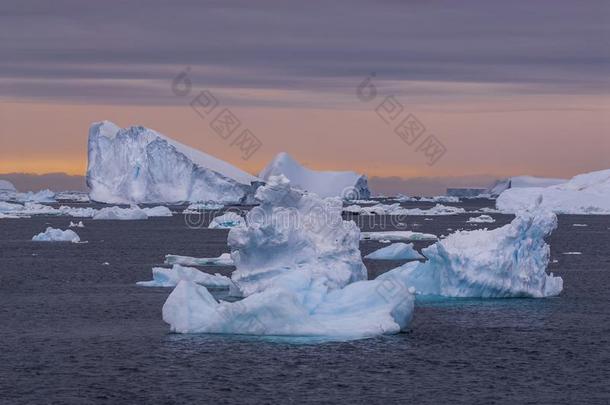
1,0,608,104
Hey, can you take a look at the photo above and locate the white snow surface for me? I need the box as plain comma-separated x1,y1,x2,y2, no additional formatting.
364,243,424,260
87,121,259,204
208,212,245,229
496,169,610,214
259,152,370,199
32,227,81,243
381,208,563,298
162,175,414,339
137,264,232,288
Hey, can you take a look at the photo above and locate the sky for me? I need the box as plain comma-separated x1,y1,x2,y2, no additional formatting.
0,0,609,193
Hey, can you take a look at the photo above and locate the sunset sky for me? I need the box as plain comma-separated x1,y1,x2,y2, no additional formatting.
1,0,608,192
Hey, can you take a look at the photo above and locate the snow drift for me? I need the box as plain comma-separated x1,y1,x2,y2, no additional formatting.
496,169,610,214
259,152,370,199
87,121,260,204
382,208,563,298
162,175,414,339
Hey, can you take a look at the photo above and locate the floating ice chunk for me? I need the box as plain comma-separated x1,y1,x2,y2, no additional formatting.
56,191,90,202
364,243,424,260
562,252,582,255
163,175,414,339
69,221,85,228
572,224,587,227
0,201,23,213
183,202,224,213
142,206,173,217
418,196,460,203
87,121,258,204
32,227,81,243
15,189,56,203
344,203,464,216
260,152,370,199
93,206,148,220
360,231,437,242
164,253,234,267
381,209,563,298
0,213,20,219
496,169,610,214
467,214,496,223
208,212,245,229
163,275,414,339
137,264,232,288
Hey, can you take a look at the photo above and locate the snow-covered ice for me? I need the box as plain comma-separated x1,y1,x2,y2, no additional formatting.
142,206,173,217
0,180,16,192
69,221,85,228
32,227,81,243
183,202,224,213
137,264,232,288
162,175,414,339
467,215,496,223
15,189,56,203
496,169,610,214
87,121,260,204
165,253,234,267
260,152,370,199
364,243,424,260
208,212,245,229
360,231,437,242
344,203,464,216
381,208,563,298
562,252,582,255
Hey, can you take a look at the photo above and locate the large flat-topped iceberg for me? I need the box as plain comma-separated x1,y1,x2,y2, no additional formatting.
87,121,260,204
259,152,370,199
485,176,566,197
496,169,610,214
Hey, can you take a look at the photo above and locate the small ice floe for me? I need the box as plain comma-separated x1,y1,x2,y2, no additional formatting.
93,206,148,220
137,264,232,288
208,212,245,229
32,227,81,243
424,218,433,221
360,231,437,242
379,239,392,244
551,259,559,263
142,206,173,217
381,208,563,298
164,253,234,267
344,203,465,216
572,224,587,227
69,221,85,228
102,262,110,266
364,243,424,260
562,252,582,255
467,214,496,224
183,202,224,214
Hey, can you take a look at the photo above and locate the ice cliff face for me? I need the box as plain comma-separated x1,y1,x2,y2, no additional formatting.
87,121,260,204
162,175,414,339
497,169,610,214
259,152,370,199
383,207,563,298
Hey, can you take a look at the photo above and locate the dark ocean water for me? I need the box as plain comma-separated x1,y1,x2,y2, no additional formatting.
0,200,609,404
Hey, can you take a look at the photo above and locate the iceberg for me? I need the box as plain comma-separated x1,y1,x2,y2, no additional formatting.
485,175,566,197
259,152,370,199
142,206,173,217
165,253,234,267
0,180,16,192
87,121,260,204
382,208,563,298
162,175,414,339
208,212,245,229
15,189,56,203
496,169,610,214
137,264,232,288
32,227,81,243
364,243,424,260
69,221,85,228
92,206,148,220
